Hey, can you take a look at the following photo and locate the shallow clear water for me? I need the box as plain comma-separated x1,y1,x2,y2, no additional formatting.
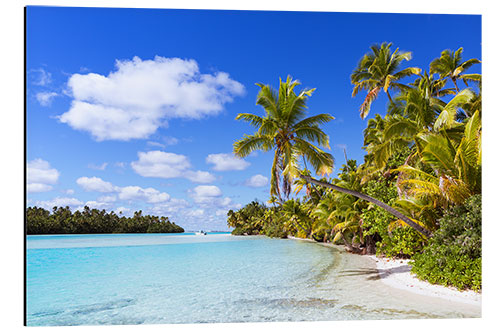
26,233,480,326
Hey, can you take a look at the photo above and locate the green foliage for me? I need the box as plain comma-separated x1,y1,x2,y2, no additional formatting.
26,206,184,234
227,201,268,236
361,176,425,257
411,195,482,291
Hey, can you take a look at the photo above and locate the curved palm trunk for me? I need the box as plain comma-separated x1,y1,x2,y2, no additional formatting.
299,175,432,238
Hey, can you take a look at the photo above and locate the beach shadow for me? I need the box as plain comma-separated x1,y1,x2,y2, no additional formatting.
340,265,411,281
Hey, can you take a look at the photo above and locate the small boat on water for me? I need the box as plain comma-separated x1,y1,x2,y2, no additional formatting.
195,230,207,235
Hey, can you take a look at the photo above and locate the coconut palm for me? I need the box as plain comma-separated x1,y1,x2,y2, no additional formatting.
351,42,421,119
233,76,334,201
393,109,481,208
429,47,481,93
281,199,311,237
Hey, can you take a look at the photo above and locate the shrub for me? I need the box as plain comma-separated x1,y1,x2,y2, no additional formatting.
411,195,482,291
361,177,425,257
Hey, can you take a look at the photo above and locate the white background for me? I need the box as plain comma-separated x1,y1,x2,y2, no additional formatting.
1,1,497,332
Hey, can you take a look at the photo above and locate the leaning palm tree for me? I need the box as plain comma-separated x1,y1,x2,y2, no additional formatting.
233,76,334,201
351,42,421,119
233,76,431,238
429,47,481,93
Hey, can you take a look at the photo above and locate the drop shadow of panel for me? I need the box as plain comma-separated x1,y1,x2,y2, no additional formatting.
339,265,411,281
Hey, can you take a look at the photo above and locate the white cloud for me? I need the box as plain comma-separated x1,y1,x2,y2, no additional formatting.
206,153,250,171
151,198,190,215
184,170,216,183
215,209,228,217
131,150,215,183
88,162,108,170
191,185,222,199
35,197,83,210
64,189,75,195
97,195,117,203
76,176,117,193
30,68,52,86
185,209,205,218
115,206,133,216
245,174,269,187
164,136,179,145
28,183,53,193
27,159,59,193
36,92,58,106
76,176,170,204
81,200,113,211
189,185,235,208
59,56,245,141
147,141,166,148
118,186,170,203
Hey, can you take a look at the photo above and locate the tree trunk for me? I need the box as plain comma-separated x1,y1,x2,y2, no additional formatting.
386,90,394,104
341,233,363,254
299,175,432,238
364,234,377,255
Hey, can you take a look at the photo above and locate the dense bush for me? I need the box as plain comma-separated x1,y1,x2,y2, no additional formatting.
361,177,425,257
26,206,184,234
411,195,482,291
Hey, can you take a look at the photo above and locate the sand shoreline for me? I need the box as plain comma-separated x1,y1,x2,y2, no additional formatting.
287,236,481,307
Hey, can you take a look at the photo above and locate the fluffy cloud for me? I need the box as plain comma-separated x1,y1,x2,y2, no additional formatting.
118,186,170,203
76,176,117,193
245,174,269,187
115,206,133,216
151,198,190,216
131,150,215,183
35,197,83,210
36,92,58,106
97,195,117,203
27,159,59,193
59,56,245,141
206,153,250,171
76,176,170,204
81,200,114,211
189,185,235,208
185,209,205,218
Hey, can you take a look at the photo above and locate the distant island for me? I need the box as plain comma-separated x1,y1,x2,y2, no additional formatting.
26,206,184,235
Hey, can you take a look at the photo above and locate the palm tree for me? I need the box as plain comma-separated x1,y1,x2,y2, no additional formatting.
393,110,481,208
351,42,421,119
233,76,334,201
281,199,311,237
429,47,481,93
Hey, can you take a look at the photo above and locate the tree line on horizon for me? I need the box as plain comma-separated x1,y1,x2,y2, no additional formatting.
26,206,184,234
228,43,482,291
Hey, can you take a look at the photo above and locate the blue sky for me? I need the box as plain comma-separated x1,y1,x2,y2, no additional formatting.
26,7,481,231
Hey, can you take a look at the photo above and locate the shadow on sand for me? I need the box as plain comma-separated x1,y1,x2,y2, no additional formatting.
339,264,410,281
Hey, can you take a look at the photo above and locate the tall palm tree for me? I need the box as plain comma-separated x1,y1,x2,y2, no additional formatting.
233,76,334,201
351,42,421,119
429,47,481,93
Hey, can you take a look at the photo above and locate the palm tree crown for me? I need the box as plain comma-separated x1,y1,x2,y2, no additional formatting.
429,47,481,92
233,76,334,201
351,42,421,119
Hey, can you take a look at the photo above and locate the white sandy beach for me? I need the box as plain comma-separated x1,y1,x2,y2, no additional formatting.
288,236,481,307
367,255,481,306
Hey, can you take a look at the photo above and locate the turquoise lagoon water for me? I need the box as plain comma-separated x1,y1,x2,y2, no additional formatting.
26,233,480,326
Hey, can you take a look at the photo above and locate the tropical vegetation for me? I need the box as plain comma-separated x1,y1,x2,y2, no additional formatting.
228,43,481,291
26,206,184,234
